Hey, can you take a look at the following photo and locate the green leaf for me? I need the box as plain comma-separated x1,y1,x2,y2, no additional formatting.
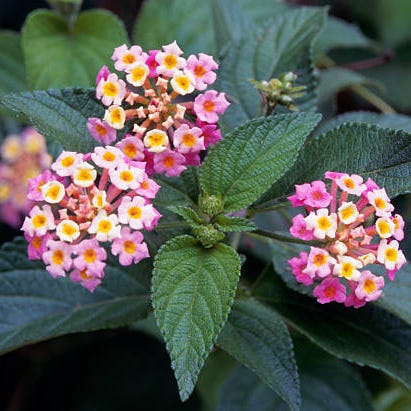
22,9,128,89
214,215,256,232
167,205,203,225
312,16,378,60
0,31,27,94
217,7,326,130
315,111,411,136
256,123,411,206
218,298,300,411
0,238,150,355
378,263,411,327
133,0,215,55
318,67,382,105
1,88,102,153
253,267,411,389
152,235,241,401
201,113,321,212
217,338,374,411
210,0,254,53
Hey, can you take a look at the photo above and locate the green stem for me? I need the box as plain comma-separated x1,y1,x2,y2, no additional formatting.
349,84,396,114
154,221,190,230
230,232,242,250
249,228,323,246
247,201,289,217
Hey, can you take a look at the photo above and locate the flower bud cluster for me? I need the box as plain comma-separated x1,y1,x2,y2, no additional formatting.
287,171,406,308
250,71,306,114
88,41,229,177
21,147,161,292
0,128,51,227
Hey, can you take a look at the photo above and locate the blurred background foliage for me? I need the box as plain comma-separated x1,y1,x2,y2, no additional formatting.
1,0,411,410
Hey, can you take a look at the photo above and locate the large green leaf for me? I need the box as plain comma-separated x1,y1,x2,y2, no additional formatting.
217,339,373,411
1,88,102,153
0,238,150,355
312,16,377,60
218,298,300,411
201,113,321,212
252,267,411,389
22,9,128,89
0,31,27,94
133,0,215,55
152,235,241,401
315,111,411,136
256,123,411,207
217,7,326,130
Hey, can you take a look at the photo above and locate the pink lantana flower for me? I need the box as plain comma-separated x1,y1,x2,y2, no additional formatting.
87,118,117,145
355,270,384,302
73,239,107,275
155,41,186,77
153,149,187,177
112,44,147,72
42,240,73,278
186,53,218,90
288,251,313,285
313,277,346,304
70,269,102,292
194,91,230,123
289,214,314,240
111,227,149,266
173,124,205,153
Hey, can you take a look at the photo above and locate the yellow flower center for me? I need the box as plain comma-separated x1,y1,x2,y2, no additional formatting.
103,151,116,162
128,206,142,219
194,64,206,77
375,197,386,209
120,170,133,182
122,53,136,64
364,278,376,294
340,205,356,221
385,248,398,262
131,66,147,82
45,185,63,202
203,100,215,112
123,240,137,254
83,249,96,263
313,254,327,266
32,237,42,249
109,107,123,124
98,219,112,233
123,143,137,158
175,76,190,91
103,82,118,97
51,249,64,265
318,216,331,231
182,133,196,147
164,54,177,69
163,156,175,168
341,263,354,279
324,286,336,298
148,132,165,146
343,178,355,189
32,214,47,228
140,180,149,189
377,220,391,236
76,169,94,182
61,222,77,237
95,124,107,136
61,156,75,168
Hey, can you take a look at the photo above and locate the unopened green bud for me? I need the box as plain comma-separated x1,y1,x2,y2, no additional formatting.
199,194,224,217
193,224,225,248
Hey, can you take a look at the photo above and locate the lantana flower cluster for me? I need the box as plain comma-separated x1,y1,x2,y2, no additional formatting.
88,41,229,177
21,147,161,292
0,128,51,227
287,171,406,308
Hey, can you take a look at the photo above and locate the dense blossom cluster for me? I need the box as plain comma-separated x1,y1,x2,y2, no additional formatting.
0,128,51,227
287,171,406,308
87,41,229,177
21,147,161,291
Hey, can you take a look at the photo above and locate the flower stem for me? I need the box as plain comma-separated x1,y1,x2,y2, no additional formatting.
249,228,323,246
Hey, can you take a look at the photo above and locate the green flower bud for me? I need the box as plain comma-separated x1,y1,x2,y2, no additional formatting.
193,224,225,248
199,194,224,217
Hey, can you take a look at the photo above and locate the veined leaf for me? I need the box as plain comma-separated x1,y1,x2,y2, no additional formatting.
253,267,411,389
217,338,373,411
133,0,215,55
256,123,411,206
218,298,300,411
1,88,102,153
217,7,326,130
201,113,321,212
22,9,128,89
315,111,411,136
152,235,241,401
0,31,27,94
0,238,150,355
214,215,256,232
